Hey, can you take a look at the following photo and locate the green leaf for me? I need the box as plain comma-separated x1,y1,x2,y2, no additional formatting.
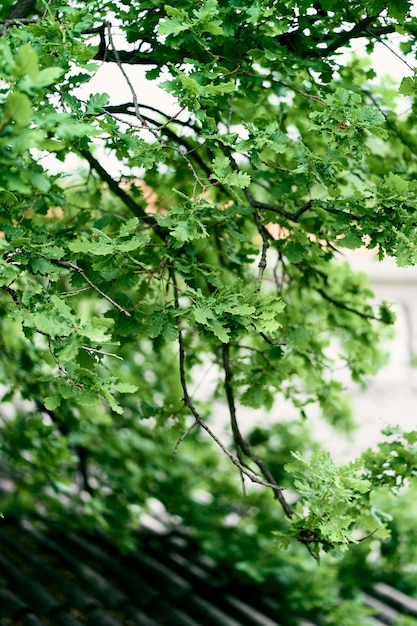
387,0,410,20
56,337,81,361
177,72,202,96
285,241,306,263
24,170,51,193
5,92,33,128
77,389,101,407
86,92,110,114
35,67,64,88
399,76,416,96
159,6,190,36
116,235,150,252
44,395,61,411
56,121,101,139
193,304,214,325
223,171,251,189
170,218,208,242
209,319,230,342
69,237,113,255
201,21,223,35
112,382,138,393
212,155,230,178
222,302,255,316
15,44,39,80
341,232,363,249
119,217,140,237
30,257,54,275
384,172,409,195
205,80,235,96
21,296,77,338
79,317,114,343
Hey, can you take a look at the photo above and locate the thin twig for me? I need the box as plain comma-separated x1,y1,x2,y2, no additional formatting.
227,78,237,134
52,259,131,316
171,419,199,460
48,336,72,379
58,287,90,297
366,91,417,159
103,105,214,182
0,17,37,23
259,331,287,346
41,0,55,19
253,210,269,284
82,346,123,360
106,23,160,140
260,160,294,173
365,27,415,73
317,287,386,323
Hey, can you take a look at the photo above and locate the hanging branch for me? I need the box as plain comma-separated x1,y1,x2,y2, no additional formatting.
104,102,193,129
221,343,294,518
103,106,214,181
170,272,297,495
221,344,322,559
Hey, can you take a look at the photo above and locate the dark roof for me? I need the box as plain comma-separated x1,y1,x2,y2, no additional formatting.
0,516,416,626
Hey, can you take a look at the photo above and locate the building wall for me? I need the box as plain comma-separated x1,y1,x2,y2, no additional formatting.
319,256,417,461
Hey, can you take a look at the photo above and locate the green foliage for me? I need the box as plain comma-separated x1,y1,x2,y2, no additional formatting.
280,451,388,554
1,0,417,620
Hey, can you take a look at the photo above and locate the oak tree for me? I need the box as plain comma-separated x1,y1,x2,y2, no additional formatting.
1,0,417,581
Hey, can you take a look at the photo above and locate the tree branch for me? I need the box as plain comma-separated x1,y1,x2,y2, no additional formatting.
104,102,193,129
324,15,380,55
221,343,294,518
78,149,164,230
105,23,160,139
6,0,36,19
274,14,394,58
245,188,312,221
37,401,93,495
52,260,131,316
317,287,385,323
93,47,158,65
103,106,213,180
170,273,298,501
253,210,270,284
366,91,417,159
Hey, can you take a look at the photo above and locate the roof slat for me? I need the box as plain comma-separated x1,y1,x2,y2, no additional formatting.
191,595,252,626
372,583,417,617
224,594,282,626
363,592,401,625
0,552,61,616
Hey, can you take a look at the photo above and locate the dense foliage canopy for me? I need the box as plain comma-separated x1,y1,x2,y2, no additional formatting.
1,1,417,614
